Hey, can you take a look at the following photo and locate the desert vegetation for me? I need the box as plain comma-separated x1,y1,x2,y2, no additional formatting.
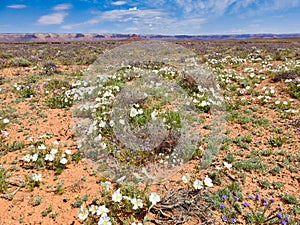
0,39,299,224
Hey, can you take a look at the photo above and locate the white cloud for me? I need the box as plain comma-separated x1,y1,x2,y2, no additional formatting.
89,9,163,22
134,17,207,34
263,0,300,10
38,12,68,25
7,4,27,9
37,3,72,26
60,0,300,34
174,0,236,15
129,7,138,11
61,6,206,34
53,3,72,11
174,0,300,17
111,1,127,6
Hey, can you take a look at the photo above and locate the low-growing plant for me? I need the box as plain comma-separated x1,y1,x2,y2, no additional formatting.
41,205,53,217
0,167,9,193
10,57,31,67
268,136,286,148
32,195,43,206
281,194,298,204
54,182,64,195
20,140,75,174
41,61,59,75
233,157,268,172
214,188,293,224
286,80,300,99
26,173,43,191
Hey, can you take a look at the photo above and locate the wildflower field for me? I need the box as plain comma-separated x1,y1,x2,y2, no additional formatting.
0,39,299,224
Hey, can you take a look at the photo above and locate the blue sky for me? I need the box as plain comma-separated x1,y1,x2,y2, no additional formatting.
1,0,300,35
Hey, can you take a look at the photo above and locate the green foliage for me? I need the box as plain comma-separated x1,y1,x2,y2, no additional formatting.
10,57,31,67
233,157,268,172
32,195,43,206
41,205,53,217
286,81,300,99
212,186,292,224
282,194,298,204
41,62,59,75
0,168,9,193
268,136,286,148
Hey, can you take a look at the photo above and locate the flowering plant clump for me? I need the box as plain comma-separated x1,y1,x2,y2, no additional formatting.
26,173,42,190
73,58,218,174
217,191,292,224
43,78,74,109
76,182,161,224
182,173,214,190
20,138,76,174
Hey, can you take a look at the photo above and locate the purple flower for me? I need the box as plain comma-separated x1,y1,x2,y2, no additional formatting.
243,202,249,207
277,206,283,211
249,195,254,200
230,218,236,223
284,216,290,222
280,220,287,225
255,193,260,200
262,198,268,203
222,195,228,200
222,215,227,221
234,196,239,201
220,203,226,209
270,198,275,203
276,213,282,218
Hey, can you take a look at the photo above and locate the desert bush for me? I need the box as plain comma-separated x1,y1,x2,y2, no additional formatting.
10,57,31,67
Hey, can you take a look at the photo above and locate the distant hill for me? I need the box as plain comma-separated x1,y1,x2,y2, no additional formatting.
0,33,300,42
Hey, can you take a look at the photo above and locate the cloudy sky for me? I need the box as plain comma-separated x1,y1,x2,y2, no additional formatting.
1,0,300,34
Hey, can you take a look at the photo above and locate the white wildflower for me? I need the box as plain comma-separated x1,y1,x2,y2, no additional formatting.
112,189,122,202
2,118,9,124
78,206,89,221
151,110,158,120
130,107,138,117
101,181,111,191
100,142,107,149
193,179,203,190
130,198,143,210
31,173,42,182
60,158,68,165
45,153,55,161
98,214,112,225
65,149,72,155
50,148,58,155
149,192,161,205
89,204,98,215
37,144,47,150
96,205,110,216
22,154,32,162
204,176,213,187
31,153,39,162
182,173,191,183
223,161,232,170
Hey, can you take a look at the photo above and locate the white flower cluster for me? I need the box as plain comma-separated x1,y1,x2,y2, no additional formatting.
30,173,42,182
129,104,143,118
182,173,214,190
21,142,71,167
78,183,161,225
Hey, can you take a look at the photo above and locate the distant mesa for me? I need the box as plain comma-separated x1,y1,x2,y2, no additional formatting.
22,34,38,41
94,34,105,38
0,33,300,42
75,33,85,38
111,34,130,38
127,34,143,41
